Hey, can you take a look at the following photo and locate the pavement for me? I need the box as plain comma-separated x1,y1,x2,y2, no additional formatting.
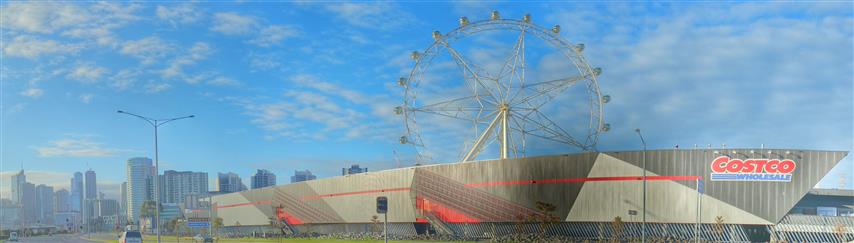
10,234,103,243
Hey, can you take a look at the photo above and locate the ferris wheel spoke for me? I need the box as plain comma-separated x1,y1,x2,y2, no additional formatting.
497,27,527,102
413,95,494,110
415,108,498,125
508,113,528,157
440,42,502,103
510,74,587,108
514,110,587,149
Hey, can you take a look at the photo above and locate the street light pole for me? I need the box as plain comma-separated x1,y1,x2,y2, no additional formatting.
635,128,647,243
118,110,194,243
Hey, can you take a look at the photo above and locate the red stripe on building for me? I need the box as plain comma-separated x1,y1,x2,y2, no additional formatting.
415,196,480,223
216,200,272,209
465,176,702,187
302,187,412,200
276,207,304,225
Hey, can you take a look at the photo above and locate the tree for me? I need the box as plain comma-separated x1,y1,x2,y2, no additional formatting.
212,217,223,238
235,221,242,237
370,215,381,233
139,200,159,232
531,201,560,235
611,216,624,242
714,215,726,240
164,218,178,234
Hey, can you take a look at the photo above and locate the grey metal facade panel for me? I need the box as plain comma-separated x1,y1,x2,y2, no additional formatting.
605,149,848,224
419,152,598,219
211,149,847,227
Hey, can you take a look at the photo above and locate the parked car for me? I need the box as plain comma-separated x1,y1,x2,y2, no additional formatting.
118,231,142,243
193,234,214,243
9,231,18,241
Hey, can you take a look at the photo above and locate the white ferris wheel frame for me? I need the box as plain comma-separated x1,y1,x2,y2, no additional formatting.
398,13,608,163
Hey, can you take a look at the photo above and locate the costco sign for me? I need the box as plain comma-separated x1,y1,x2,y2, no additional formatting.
710,156,796,182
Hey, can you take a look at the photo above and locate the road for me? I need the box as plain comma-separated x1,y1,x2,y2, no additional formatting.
12,234,103,243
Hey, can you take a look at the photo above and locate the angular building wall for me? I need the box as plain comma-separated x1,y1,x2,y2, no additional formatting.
212,149,847,230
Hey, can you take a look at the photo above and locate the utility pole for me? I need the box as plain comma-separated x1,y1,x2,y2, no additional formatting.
635,128,647,243
118,110,194,243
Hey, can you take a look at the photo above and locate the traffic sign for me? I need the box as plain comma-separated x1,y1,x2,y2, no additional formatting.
187,221,210,228
377,196,388,214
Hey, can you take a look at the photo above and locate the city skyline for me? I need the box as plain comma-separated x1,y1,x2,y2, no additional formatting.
1,1,852,202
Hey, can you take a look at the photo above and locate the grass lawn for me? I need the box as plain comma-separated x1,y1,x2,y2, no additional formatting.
89,234,478,243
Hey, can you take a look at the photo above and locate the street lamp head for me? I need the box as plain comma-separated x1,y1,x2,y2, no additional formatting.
634,128,640,133
189,115,195,118
117,110,124,113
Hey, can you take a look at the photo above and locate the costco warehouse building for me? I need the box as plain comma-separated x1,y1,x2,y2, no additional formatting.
211,148,852,242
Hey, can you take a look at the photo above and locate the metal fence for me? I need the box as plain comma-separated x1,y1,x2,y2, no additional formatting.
770,214,854,242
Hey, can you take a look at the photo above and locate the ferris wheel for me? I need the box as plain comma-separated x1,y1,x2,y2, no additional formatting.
397,11,610,163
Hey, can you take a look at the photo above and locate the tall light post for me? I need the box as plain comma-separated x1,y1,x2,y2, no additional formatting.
635,128,647,243
118,110,194,243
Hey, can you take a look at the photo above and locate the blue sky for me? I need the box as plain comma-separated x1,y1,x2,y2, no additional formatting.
1,2,852,200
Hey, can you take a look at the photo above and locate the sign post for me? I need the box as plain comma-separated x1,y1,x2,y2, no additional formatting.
377,196,388,243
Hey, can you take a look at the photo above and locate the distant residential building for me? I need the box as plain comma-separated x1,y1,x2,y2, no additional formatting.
343,164,368,175
54,189,70,213
84,170,97,199
251,169,276,189
11,170,25,204
21,182,35,224
1,199,20,227
97,199,119,217
70,172,83,212
161,170,208,204
84,170,97,220
182,194,206,210
127,157,154,224
35,184,54,224
217,172,246,193
291,170,317,183
120,182,127,217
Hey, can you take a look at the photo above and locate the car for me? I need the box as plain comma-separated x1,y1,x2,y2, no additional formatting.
9,231,18,242
118,231,142,243
193,234,214,243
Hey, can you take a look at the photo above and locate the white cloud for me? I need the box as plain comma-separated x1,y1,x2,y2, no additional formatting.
61,26,117,46
35,136,123,157
156,4,203,26
211,12,257,35
537,3,853,156
248,25,299,47
0,2,88,33
247,53,281,72
2,35,81,59
67,65,109,84
79,94,94,103
110,69,141,90
120,37,174,64
1,2,141,48
232,74,399,141
208,76,240,86
161,42,213,79
6,103,27,113
323,3,415,30
144,83,172,93
20,88,44,98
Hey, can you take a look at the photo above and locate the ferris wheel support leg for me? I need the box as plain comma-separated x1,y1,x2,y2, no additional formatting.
500,109,509,160
462,111,502,162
